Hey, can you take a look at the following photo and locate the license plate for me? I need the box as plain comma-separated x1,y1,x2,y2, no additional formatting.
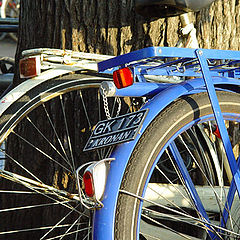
84,109,148,151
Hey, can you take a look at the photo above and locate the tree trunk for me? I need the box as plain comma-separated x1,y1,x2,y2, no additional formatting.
2,0,240,238
16,0,240,57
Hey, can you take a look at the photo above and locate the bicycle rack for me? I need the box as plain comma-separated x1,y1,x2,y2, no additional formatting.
98,47,240,78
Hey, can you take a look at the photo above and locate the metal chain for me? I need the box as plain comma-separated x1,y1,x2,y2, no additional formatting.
101,85,121,120
116,97,121,117
101,85,111,119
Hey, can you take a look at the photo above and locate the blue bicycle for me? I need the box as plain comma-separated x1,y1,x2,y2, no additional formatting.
0,0,240,239
93,46,240,240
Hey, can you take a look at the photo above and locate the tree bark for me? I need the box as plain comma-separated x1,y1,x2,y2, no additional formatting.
16,0,240,56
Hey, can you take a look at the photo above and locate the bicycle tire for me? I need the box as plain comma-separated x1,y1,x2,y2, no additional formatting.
115,91,240,239
0,72,138,239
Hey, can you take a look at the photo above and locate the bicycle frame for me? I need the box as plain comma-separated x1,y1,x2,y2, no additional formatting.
93,47,240,239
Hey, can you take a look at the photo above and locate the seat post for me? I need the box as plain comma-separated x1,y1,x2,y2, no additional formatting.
178,13,199,48
180,13,190,28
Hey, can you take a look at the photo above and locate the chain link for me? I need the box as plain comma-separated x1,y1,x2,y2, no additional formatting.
116,97,121,117
101,85,121,120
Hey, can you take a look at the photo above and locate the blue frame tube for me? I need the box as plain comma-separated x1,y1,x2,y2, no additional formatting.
196,49,240,199
169,142,210,220
93,77,240,239
169,142,216,238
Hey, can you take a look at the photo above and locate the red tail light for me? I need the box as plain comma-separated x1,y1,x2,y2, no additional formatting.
19,56,41,78
83,171,94,198
113,67,133,89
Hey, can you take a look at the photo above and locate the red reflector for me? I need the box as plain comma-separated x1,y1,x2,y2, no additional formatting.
19,56,40,78
213,125,221,139
113,67,133,89
83,171,94,197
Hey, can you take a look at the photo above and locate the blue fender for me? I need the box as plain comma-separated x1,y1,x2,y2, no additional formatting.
93,77,240,239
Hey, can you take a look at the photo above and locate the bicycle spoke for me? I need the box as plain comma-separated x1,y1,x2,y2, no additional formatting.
42,103,71,166
178,134,240,230
153,165,195,211
138,121,240,239
0,147,43,183
0,169,78,200
120,189,240,238
12,130,72,173
0,200,73,213
44,226,92,240
84,215,92,240
0,76,115,239
79,89,102,160
26,116,73,170
0,169,83,218
0,223,89,236
26,116,71,167
59,95,76,172
59,216,82,240
141,213,193,240
40,203,83,240
79,90,93,133
0,190,35,194
165,148,201,217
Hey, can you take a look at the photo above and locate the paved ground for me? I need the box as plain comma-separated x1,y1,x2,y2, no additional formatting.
0,36,17,58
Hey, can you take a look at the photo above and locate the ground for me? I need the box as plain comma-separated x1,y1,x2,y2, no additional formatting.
0,35,17,58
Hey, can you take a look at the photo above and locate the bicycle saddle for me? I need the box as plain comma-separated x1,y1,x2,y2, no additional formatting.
135,0,216,18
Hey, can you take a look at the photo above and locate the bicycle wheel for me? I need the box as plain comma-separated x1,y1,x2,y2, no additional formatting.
115,91,240,239
0,72,139,239
1,0,19,41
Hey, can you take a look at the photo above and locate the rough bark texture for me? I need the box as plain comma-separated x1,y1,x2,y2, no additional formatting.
16,0,240,56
